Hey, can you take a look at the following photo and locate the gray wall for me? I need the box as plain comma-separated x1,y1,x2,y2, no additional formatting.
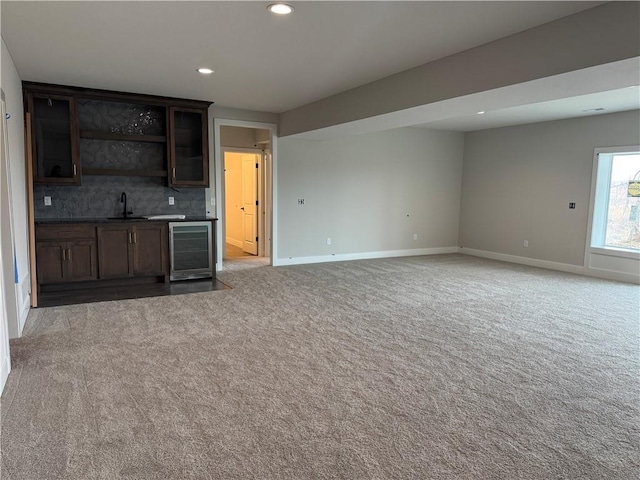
220,126,271,149
277,127,464,259
459,110,640,266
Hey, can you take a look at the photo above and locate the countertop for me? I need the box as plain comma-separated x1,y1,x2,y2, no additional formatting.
35,216,218,224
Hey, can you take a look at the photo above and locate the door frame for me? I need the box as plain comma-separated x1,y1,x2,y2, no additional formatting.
222,148,265,258
0,95,21,339
212,118,278,270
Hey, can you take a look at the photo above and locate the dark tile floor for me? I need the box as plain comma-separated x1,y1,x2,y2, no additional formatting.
38,279,231,307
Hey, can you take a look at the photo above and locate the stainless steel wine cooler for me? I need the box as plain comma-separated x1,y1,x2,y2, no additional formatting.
169,221,213,281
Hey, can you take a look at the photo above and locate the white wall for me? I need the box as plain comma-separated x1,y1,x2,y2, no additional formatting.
1,38,29,336
459,110,640,269
277,127,464,262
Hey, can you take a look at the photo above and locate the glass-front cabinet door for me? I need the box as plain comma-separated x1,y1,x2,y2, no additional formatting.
29,94,80,184
169,107,208,187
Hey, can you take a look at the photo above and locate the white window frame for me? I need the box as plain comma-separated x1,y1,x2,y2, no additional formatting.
584,146,640,283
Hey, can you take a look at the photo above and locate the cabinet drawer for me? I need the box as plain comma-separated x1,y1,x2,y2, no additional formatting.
36,224,96,241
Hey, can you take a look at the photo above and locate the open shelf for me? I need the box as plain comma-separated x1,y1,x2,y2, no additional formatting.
80,130,167,143
82,168,168,177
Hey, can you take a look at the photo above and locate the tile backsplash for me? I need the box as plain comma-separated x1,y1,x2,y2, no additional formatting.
34,176,205,220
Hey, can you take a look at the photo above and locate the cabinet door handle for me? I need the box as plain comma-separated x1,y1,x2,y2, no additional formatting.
62,248,66,261
128,232,132,244
172,167,176,178
67,248,72,261
73,164,77,176
133,232,137,244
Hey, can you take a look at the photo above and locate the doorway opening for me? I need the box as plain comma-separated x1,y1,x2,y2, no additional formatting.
215,122,275,272
223,149,269,270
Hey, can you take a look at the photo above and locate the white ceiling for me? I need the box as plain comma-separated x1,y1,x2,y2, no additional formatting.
1,1,604,115
416,87,640,132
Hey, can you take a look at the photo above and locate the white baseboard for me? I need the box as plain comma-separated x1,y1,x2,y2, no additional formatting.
0,354,10,396
460,247,639,284
460,248,587,275
225,237,243,249
275,246,459,267
583,267,640,284
18,274,30,336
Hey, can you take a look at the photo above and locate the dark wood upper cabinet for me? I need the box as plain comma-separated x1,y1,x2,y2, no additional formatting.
23,82,211,186
169,107,209,187
28,93,80,185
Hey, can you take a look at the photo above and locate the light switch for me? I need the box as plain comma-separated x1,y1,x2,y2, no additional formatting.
168,197,175,205
44,196,52,206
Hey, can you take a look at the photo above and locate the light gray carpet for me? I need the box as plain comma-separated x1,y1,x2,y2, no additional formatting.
1,254,638,479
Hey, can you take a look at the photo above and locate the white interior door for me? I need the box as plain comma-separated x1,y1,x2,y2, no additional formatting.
241,155,258,255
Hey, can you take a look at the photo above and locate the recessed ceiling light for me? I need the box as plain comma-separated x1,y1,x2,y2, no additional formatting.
197,68,214,75
267,3,294,15
477,111,485,115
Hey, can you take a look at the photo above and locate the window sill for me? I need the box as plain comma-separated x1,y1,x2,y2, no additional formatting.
590,246,640,260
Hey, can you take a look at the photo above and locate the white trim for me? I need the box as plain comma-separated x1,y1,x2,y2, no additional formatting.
460,248,585,275
593,145,640,155
583,146,640,282
590,246,640,260
582,265,640,284
213,118,278,271
461,247,639,284
18,274,29,335
277,246,459,266
0,354,10,395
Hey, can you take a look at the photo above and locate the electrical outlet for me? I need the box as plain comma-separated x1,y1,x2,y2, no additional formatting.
326,237,331,245
44,196,51,206
297,199,305,205
210,198,215,206
569,202,576,209
168,197,175,206
413,233,418,241
523,240,529,248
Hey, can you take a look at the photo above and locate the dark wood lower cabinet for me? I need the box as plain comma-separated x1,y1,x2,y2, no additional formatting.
67,240,98,281
36,242,66,283
133,224,168,276
97,226,133,279
36,222,171,299
36,239,97,283
97,223,168,279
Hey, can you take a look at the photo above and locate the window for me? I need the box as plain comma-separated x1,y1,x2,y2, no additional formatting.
590,148,640,253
